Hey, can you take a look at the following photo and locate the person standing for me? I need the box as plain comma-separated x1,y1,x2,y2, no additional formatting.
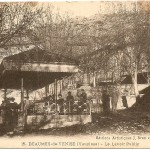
73,89,80,114
57,94,64,114
80,89,87,103
7,97,19,131
0,100,8,126
66,91,74,113
111,85,120,113
79,89,88,113
122,90,128,109
102,89,110,115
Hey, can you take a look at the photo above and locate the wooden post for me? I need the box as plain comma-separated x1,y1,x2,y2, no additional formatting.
26,89,29,98
45,86,48,97
54,79,57,112
24,89,29,127
60,80,63,94
49,84,51,95
21,78,24,112
21,78,27,129
47,85,49,94
51,84,53,95
4,88,7,101
93,74,96,88
89,102,92,115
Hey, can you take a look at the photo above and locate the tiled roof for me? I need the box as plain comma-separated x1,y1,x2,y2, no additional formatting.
4,47,78,65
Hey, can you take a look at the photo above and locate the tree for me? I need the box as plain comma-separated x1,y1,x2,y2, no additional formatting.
73,2,150,104
29,2,150,105
0,2,42,55
91,2,150,103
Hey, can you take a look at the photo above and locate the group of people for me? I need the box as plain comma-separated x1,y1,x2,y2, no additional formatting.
43,89,89,114
43,87,128,115
101,88,129,115
0,97,19,131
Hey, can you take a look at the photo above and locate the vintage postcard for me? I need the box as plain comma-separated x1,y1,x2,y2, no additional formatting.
0,0,150,148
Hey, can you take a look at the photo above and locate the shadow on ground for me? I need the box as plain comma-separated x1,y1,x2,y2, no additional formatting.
21,111,150,137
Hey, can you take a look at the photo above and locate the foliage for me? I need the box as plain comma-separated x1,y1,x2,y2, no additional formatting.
0,2,42,54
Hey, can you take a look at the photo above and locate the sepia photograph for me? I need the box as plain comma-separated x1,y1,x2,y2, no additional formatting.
0,0,150,148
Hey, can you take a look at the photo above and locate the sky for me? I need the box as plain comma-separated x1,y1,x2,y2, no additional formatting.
51,2,103,17
1,0,147,18
38,1,137,18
